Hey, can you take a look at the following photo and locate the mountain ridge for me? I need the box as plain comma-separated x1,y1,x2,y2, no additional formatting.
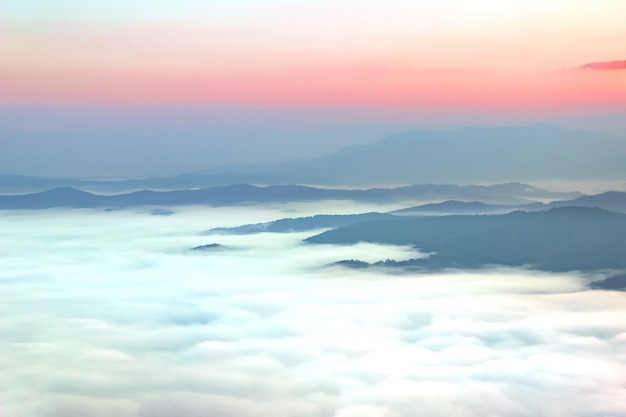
227,124,626,185
0,183,589,210
303,206,626,275
3,124,624,190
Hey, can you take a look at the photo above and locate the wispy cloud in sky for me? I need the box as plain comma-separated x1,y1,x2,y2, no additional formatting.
582,60,626,70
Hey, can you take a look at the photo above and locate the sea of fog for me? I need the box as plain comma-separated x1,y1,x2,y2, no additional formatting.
2,205,626,417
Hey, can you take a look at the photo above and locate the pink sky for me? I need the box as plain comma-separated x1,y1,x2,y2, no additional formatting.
1,0,625,111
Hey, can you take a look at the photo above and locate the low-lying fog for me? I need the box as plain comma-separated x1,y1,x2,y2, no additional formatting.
2,206,625,417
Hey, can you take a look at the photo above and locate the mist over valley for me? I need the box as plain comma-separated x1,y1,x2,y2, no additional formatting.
3,206,626,417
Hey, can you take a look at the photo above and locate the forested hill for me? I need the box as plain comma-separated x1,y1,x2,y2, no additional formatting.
304,207,626,273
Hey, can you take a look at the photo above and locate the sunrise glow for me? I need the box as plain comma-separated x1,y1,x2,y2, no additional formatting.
1,0,625,111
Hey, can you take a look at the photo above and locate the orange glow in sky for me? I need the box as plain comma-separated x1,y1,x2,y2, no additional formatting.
1,0,625,110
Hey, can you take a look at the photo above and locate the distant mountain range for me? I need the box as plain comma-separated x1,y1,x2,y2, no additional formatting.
0,182,589,210
393,191,626,215
391,200,540,215
2,124,624,191
0,173,245,194
204,190,625,236
203,123,626,185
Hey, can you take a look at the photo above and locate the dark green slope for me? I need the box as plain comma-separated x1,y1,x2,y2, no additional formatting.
304,207,626,272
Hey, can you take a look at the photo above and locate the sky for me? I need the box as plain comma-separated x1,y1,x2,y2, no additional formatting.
1,0,625,108
0,0,625,176
2,205,626,417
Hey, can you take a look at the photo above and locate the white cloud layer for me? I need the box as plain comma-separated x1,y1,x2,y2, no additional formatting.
1,207,626,417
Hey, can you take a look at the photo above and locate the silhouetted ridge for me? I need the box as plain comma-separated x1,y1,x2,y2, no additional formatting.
252,124,625,184
0,182,583,209
210,212,398,234
305,207,626,272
